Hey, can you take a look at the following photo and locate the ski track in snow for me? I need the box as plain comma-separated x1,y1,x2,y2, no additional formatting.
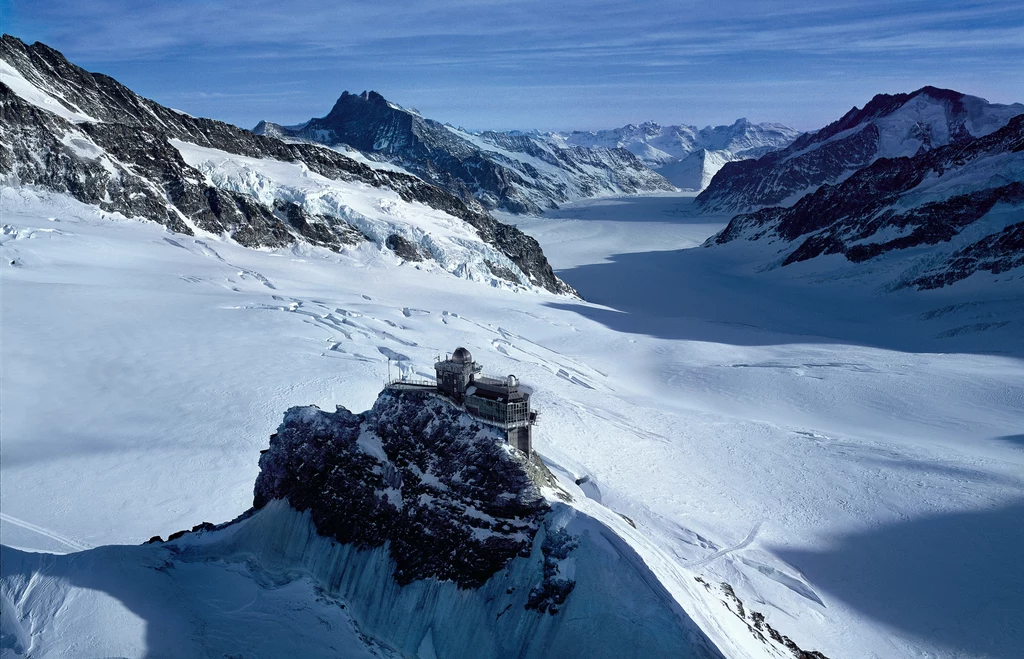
0,513,90,552
681,521,762,568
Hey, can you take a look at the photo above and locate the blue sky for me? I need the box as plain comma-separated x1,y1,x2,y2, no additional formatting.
3,0,1022,131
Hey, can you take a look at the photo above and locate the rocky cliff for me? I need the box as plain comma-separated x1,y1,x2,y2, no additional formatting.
254,389,555,590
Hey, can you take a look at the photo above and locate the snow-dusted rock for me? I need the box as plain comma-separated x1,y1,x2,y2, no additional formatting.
256,91,676,214
696,87,1024,214
707,113,1024,289
551,119,801,191
0,35,575,295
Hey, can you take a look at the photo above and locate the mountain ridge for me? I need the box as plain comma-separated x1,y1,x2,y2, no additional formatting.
0,35,576,295
255,89,677,214
549,118,801,191
696,85,1024,214
707,111,1024,290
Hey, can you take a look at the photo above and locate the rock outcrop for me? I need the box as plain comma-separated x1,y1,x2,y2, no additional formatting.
254,389,552,589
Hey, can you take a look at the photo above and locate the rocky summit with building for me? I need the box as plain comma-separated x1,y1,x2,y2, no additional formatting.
254,386,555,589
385,346,538,455
241,381,725,658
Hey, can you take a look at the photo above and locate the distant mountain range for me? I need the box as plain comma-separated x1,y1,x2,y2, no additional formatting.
703,87,1024,290
0,35,575,295
255,91,677,214
256,95,802,212
549,119,801,191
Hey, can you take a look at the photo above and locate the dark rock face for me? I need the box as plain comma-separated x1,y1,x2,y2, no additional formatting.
697,86,1024,214
257,90,674,214
0,35,576,296
385,233,424,261
525,528,578,614
709,114,1024,288
911,220,1024,289
253,389,551,589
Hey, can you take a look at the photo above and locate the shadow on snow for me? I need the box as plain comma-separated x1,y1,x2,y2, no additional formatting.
775,500,1024,659
546,247,1024,356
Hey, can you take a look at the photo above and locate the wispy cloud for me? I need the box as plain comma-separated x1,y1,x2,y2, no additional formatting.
6,0,1022,130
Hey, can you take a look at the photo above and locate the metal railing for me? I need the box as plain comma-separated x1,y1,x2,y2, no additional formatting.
384,378,437,390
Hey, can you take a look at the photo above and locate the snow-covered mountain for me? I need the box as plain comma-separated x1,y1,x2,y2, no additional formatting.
4,31,1024,659
706,109,1024,291
255,91,676,214
696,87,1024,214
0,35,575,295
549,119,801,191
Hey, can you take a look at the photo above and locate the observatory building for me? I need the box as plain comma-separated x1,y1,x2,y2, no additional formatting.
434,347,536,455
380,346,533,455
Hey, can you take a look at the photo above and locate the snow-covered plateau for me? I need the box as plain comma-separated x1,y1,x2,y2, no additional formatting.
3,183,1023,658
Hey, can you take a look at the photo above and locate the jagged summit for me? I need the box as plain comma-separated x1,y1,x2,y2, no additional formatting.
697,85,1024,214
254,388,554,588
552,118,801,191
255,89,675,214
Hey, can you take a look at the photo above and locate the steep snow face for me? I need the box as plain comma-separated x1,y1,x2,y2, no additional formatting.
656,149,738,191
697,87,1024,214
708,114,1024,290
0,35,574,295
256,90,675,214
0,501,725,659
0,538,391,659
551,119,801,191
0,58,97,124
171,140,540,289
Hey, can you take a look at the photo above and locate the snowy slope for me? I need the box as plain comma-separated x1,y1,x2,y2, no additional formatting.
3,189,1023,658
696,87,1024,213
550,119,801,191
170,140,540,288
0,35,574,295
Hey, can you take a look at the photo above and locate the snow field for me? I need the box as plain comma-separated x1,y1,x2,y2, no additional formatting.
2,189,1023,658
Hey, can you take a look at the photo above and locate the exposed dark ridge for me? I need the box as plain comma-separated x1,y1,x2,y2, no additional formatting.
709,114,1024,287
809,87,966,146
253,389,551,589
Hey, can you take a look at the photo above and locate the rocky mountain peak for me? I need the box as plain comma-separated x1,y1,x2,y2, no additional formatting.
0,35,578,296
253,388,560,589
696,86,1023,213
259,90,674,214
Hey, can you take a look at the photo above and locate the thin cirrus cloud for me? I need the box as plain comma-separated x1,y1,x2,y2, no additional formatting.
4,0,1022,131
